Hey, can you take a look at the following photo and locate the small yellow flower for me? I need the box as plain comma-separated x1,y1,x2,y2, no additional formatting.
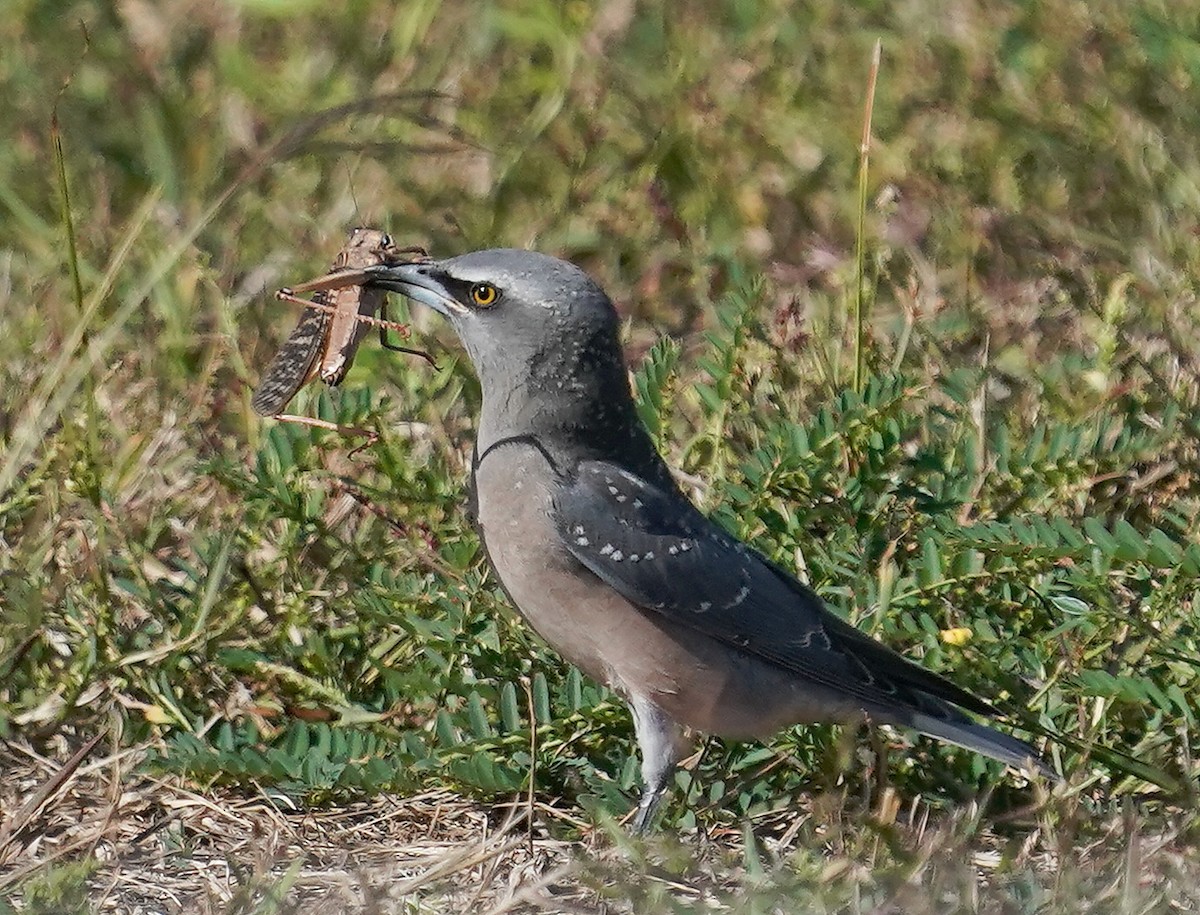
940,627,973,646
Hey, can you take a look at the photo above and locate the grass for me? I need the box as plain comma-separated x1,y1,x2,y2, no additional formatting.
2,0,1199,911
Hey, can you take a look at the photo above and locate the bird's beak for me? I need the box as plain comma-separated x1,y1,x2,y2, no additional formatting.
360,262,462,317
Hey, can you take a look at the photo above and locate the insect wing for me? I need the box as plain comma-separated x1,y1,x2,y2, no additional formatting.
251,301,330,416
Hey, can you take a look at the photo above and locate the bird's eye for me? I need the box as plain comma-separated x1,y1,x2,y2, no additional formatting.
470,282,500,307
380,233,394,248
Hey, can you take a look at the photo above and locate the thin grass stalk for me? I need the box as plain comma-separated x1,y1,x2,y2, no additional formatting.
853,40,882,395
51,110,95,459
51,101,117,613
50,31,98,471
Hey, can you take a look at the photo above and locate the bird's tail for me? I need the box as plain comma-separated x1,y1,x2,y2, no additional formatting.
907,711,1059,781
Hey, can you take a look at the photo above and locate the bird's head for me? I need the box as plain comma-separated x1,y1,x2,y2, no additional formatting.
365,249,618,387
364,249,654,466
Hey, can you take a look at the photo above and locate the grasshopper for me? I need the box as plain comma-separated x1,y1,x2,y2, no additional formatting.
252,228,433,443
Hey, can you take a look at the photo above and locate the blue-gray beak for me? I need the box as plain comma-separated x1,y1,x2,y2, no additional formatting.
361,262,460,317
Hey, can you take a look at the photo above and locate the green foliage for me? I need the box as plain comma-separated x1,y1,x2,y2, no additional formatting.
0,859,96,915
633,337,681,449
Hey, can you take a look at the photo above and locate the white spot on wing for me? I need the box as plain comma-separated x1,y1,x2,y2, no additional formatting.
620,470,647,490
724,585,751,609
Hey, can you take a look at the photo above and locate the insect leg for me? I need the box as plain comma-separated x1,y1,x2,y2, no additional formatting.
377,299,438,368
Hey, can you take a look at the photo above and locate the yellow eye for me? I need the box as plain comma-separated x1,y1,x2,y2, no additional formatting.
470,282,499,307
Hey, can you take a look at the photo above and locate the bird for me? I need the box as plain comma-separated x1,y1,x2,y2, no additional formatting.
358,249,1053,832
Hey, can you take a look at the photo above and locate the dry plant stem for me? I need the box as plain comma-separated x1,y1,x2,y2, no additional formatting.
328,478,461,578
0,731,105,861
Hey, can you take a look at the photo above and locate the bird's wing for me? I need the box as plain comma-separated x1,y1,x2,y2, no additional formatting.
555,459,994,718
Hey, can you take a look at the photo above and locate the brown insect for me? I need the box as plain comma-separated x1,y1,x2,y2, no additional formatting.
251,229,433,438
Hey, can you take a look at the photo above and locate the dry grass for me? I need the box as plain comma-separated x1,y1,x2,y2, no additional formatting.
3,737,1199,914
1,738,576,913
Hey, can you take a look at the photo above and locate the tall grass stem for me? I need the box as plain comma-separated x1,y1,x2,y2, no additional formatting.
853,40,882,394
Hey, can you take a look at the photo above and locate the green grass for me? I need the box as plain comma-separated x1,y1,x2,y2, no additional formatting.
2,0,1199,911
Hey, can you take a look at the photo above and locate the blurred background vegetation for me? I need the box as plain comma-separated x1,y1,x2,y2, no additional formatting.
1,0,1198,911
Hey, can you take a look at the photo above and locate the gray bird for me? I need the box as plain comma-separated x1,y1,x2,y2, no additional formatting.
362,249,1052,832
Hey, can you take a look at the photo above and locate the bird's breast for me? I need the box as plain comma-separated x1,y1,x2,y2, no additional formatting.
471,439,632,686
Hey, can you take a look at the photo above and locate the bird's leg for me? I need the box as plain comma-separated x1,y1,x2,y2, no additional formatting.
628,695,686,835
